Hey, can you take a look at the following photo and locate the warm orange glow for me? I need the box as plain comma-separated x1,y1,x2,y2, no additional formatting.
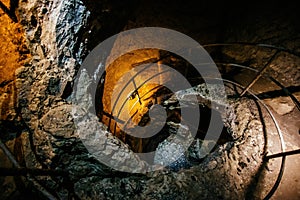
100,49,160,132
0,0,30,120
127,83,161,125
97,45,186,154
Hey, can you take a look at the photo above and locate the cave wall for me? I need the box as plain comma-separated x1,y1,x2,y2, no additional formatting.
0,0,299,199
10,0,300,135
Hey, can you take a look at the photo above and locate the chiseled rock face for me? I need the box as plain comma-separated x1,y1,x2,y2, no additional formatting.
34,104,148,180
73,87,265,200
14,0,266,199
17,0,89,129
15,0,151,196
0,0,30,122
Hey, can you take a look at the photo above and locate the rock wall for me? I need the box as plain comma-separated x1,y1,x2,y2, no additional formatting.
0,0,299,199
17,0,89,128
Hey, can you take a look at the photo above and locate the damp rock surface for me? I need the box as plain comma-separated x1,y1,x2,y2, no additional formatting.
22,72,266,199
1,0,298,199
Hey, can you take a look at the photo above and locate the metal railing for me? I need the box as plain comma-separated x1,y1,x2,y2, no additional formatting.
1,42,299,199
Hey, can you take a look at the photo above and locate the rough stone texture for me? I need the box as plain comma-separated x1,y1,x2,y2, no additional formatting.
17,0,89,130
1,0,299,199
29,80,265,199
264,95,298,115
153,85,265,199
154,122,193,170
0,0,30,121
1,0,91,198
